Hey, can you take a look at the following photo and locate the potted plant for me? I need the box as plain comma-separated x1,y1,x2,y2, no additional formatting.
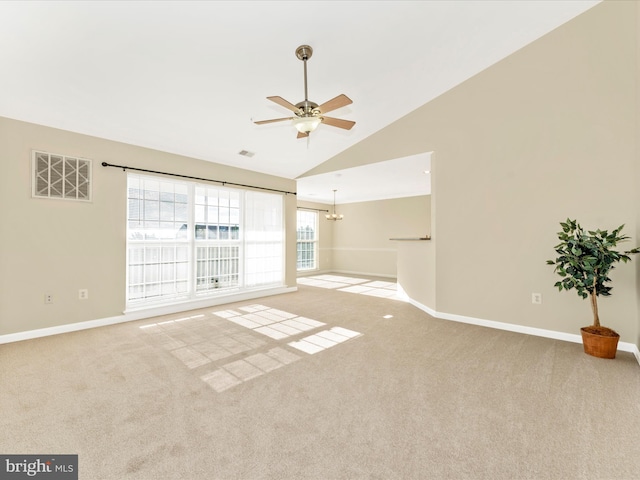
547,218,639,359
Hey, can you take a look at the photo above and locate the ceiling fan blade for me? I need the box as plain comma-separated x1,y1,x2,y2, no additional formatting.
297,131,309,139
254,117,294,125
318,94,352,114
321,116,356,130
267,96,300,113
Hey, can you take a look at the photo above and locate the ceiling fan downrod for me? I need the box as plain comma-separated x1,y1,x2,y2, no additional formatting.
295,45,318,116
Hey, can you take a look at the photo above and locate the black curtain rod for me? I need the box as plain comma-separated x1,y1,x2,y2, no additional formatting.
101,161,297,196
297,206,329,213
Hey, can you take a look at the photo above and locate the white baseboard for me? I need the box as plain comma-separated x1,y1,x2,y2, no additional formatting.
330,269,397,280
404,295,640,367
296,269,396,280
633,346,640,365
297,269,328,278
0,286,297,345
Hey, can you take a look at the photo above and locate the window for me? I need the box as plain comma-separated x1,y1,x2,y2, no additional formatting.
245,191,285,285
297,210,318,271
194,186,241,292
127,174,283,308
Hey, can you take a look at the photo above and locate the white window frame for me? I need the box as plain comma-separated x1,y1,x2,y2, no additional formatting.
126,173,284,309
193,185,243,294
296,209,318,271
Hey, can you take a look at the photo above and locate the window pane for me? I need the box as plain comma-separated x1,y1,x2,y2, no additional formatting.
126,174,283,307
160,201,174,221
144,200,159,220
175,202,188,222
245,191,283,286
296,210,317,270
195,205,205,223
128,199,140,220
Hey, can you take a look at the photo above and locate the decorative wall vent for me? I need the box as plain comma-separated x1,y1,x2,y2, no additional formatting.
32,150,92,201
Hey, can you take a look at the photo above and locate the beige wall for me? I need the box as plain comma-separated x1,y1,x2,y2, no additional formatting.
297,196,430,278
0,116,296,336
331,196,431,277
397,155,437,309
636,0,640,349
433,0,638,342
305,1,640,344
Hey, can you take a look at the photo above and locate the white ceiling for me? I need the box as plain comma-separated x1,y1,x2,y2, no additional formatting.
299,153,432,205
0,1,600,204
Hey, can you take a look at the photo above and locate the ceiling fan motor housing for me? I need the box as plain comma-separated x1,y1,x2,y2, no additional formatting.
295,100,320,118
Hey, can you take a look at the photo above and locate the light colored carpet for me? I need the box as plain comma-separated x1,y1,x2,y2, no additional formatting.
1,275,640,479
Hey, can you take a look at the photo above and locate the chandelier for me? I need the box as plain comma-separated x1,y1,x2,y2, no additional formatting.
325,189,344,221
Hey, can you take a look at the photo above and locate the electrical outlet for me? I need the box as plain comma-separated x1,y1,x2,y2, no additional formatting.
44,294,53,304
79,289,89,300
532,293,542,304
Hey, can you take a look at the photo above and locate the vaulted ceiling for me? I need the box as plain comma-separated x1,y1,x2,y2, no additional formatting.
0,1,600,203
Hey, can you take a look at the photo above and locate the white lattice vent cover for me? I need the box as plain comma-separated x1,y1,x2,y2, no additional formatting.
32,150,92,201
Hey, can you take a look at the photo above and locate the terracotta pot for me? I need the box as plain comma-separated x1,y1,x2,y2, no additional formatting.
580,327,620,359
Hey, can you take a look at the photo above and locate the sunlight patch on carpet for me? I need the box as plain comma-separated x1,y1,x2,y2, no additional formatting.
170,347,211,369
200,347,300,392
288,327,362,355
297,275,404,301
213,305,326,339
222,359,265,381
140,305,361,394
201,369,243,392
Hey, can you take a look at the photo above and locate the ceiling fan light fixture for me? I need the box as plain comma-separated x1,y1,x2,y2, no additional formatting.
293,116,322,134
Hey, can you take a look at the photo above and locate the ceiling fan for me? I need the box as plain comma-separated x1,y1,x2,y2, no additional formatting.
253,45,355,139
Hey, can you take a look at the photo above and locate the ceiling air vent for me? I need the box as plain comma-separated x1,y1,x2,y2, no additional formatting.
238,150,255,158
32,150,92,201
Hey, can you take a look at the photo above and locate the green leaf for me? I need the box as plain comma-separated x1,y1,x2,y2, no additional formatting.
548,219,639,302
